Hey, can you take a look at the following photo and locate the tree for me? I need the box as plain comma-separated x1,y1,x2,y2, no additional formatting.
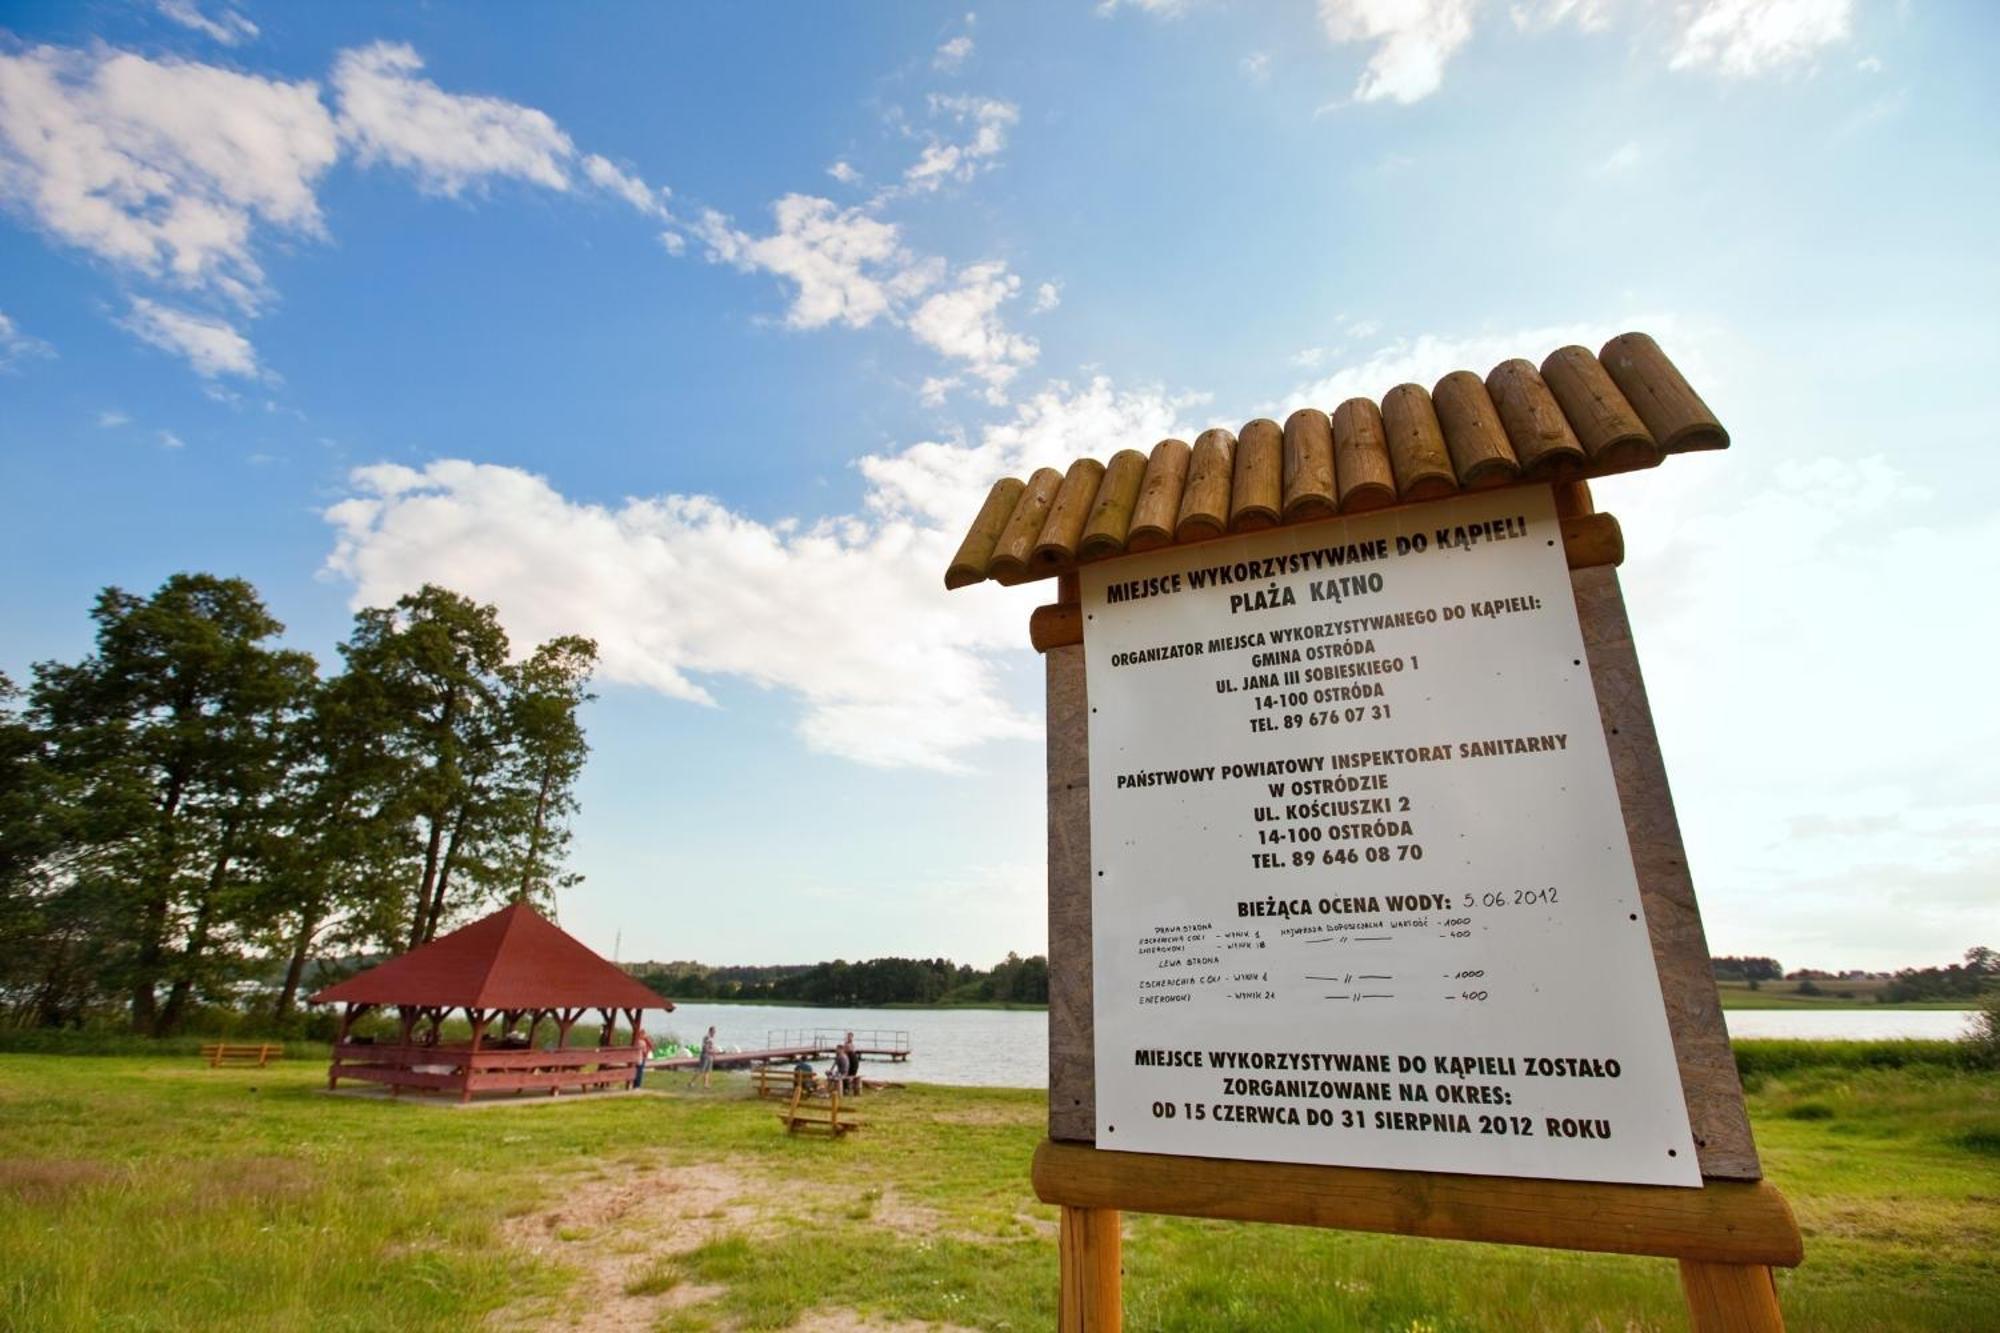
497,635,597,909
27,575,315,1032
337,587,598,949
339,585,512,948
1711,955,1782,983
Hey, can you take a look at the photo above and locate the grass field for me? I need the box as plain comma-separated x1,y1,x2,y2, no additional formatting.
1711,979,1978,1010
1,1046,1994,1331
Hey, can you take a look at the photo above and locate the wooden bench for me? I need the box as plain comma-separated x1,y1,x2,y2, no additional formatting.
776,1073,864,1136
751,1064,801,1098
200,1042,282,1069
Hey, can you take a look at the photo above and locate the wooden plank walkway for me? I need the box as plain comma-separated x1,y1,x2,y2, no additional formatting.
651,1028,910,1072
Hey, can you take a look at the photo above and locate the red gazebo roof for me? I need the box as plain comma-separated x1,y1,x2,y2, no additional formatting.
310,902,671,1012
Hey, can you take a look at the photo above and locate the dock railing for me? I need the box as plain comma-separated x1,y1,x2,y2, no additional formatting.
764,1028,911,1060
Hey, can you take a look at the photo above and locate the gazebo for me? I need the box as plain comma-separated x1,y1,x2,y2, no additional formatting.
311,902,671,1102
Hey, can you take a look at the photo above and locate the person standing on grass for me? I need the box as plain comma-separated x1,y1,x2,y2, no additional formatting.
632,1029,652,1089
687,1026,717,1089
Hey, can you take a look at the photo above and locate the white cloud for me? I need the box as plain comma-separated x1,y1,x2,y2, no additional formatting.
1316,0,1849,104
826,159,861,185
119,295,260,378
908,261,1039,402
324,378,1203,770
1856,55,1882,73
695,194,912,331
1509,0,1613,31
901,94,1018,194
1241,52,1273,83
0,309,54,368
693,193,1040,398
1033,280,1062,313
934,35,976,71
332,42,572,195
0,44,338,307
330,42,673,217
656,229,686,257
582,153,670,218
0,37,667,340
1318,0,1477,105
1670,0,1851,77
97,408,131,427
158,429,185,449
154,0,259,46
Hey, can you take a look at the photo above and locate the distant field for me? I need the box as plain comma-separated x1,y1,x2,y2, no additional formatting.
1714,978,1979,1010
0,1040,1994,1331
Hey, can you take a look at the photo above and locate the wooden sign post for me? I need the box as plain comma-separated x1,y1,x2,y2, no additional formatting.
944,335,1801,1331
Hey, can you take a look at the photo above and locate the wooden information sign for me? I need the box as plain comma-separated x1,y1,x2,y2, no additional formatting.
942,334,1801,1330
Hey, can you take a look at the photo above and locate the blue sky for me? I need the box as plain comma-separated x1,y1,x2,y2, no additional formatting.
2,0,1994,971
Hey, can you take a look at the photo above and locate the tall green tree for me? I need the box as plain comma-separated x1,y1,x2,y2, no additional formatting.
27,575,315,1032
337,586,592,948
498,635,597,908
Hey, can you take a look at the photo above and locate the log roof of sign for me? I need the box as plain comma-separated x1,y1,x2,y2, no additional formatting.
943,332,1726,591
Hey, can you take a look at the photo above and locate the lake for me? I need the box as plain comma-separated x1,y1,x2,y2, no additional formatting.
649,1003,1978,1088
650,1002,1047,1087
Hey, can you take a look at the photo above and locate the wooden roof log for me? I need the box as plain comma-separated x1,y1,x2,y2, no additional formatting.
987,466,1062,585
1487,358,1587,480
1175,428,1236,543
945,477,1026,590
1280,409,1337,523
1432,370,1520,489
1228,419,1284,532
1127,438,1190,552
1599,331,1728,452
1033,458,1106,569
1380,385,1457,502
943,332,1723,590
1078,449,1148,561
1540,345,1661,473
1330,397,1396,512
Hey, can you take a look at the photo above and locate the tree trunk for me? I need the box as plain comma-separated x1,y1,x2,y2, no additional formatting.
517,759,556,901
421,804,473,945
274,906,322,1021
156,819,235,1036
130,766,192,1029
409,811,447,950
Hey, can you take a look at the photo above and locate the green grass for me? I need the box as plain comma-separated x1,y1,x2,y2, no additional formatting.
0,1046,1994,1331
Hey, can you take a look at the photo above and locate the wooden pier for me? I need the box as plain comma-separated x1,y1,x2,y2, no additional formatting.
650,1027,910,1071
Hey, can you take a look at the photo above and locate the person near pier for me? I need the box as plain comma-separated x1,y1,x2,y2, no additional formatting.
838,1032,860,1094
687,1026,716,1090
633,1028,653,1088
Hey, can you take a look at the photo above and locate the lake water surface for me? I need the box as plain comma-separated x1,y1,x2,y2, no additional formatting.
650,1003,1976,1088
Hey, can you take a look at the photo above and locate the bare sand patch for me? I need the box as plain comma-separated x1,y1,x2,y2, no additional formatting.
489,1160,756,1330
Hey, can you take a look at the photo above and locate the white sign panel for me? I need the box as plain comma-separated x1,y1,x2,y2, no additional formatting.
1083,485,1699,1187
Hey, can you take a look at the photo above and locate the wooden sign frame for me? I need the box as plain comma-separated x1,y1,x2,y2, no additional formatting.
1027,484,1801,1331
